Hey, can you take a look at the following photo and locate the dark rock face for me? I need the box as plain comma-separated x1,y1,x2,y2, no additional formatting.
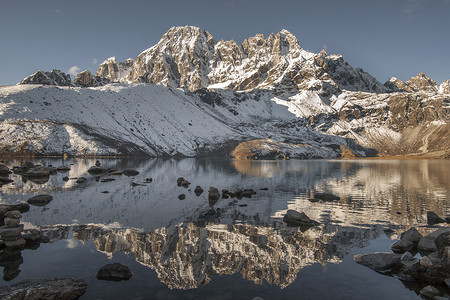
0,164,10,176
96,263,133,281
178,194,186,200
27,194,53,207
427,211,446,225
390,227,423,253
73,70,110,87
418,228,450,253
0,278,88,300
19,70,72,86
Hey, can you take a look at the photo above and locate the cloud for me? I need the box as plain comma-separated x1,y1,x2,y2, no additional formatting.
53,9,60,13
92,58,98,65
67,66,80,77
403,0,448,18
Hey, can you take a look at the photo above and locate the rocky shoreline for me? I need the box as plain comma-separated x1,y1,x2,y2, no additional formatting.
355,223,450,299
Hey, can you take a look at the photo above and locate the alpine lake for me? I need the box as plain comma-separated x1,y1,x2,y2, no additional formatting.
0,158,449,299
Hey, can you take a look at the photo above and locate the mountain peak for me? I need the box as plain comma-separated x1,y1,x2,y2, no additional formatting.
406,72,438,93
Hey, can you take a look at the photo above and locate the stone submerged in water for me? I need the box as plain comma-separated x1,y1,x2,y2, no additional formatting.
96,263,133,281
123,169,139,176
0,278,88,300
283,210,319,227
27,194,53,206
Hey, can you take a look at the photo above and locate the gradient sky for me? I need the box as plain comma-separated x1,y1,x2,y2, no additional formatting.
1,0,449,86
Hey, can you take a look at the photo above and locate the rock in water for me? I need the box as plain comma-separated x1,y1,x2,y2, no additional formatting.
427,211,445,225
354,252,402,273
194,185,203,196
87,166,105,174
177,177,190,188
123,169,139,176
56,165,71,172
313,192,340,201
0,278,87,300
178,194,186,200
96,263,133,281
76,177,88,184
418,228,450,253
390,227,423,253
208,187,220,201
27,194,53,206
283,210,319,227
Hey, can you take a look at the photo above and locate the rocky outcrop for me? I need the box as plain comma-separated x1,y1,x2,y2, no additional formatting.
95,57,135,83
405,73,438,93
73,70,109,87
19,69,72,86
0,278,87,300
356,227,450,296
439,79,450,94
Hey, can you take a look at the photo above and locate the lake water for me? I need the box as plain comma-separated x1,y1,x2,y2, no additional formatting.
0,158,449,299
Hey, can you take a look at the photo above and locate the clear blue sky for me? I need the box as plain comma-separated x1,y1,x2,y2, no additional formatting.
1,0,449,86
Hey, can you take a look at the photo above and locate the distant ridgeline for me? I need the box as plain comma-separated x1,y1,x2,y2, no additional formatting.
0,26,448,158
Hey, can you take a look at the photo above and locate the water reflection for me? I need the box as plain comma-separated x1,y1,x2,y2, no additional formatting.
0,158,449,295
8,221,381,289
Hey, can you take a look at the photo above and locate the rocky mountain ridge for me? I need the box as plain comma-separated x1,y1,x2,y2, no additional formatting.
1,26,449,158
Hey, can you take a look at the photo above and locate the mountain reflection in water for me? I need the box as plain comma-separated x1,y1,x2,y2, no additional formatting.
0,158,448,297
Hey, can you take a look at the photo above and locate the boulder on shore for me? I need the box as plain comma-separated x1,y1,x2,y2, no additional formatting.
0,278,88,300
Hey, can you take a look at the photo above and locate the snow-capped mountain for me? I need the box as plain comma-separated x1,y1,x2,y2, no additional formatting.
93,26,386,94
1,26,449,158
